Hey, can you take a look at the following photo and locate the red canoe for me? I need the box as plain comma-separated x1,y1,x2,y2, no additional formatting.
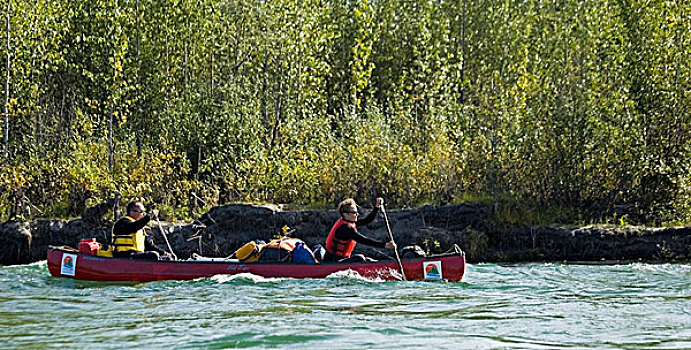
47,246,465,282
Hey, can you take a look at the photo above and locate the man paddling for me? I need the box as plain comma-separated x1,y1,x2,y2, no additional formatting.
111,201,173,260
323,197,396,262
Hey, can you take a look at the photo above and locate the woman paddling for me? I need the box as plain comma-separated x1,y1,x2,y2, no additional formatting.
323,197,396,262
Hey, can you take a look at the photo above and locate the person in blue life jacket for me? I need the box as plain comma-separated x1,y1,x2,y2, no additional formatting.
111,201,173,260
323,197,396,262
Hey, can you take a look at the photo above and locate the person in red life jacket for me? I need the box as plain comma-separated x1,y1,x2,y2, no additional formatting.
323,197,396,262
111,201,173,260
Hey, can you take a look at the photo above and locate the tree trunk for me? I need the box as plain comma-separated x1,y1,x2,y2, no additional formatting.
135,0,142,155
3,0,9,162
459,0,465,104
108,107,114,173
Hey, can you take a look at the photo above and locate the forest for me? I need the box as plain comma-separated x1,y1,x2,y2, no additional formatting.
1,0,689,225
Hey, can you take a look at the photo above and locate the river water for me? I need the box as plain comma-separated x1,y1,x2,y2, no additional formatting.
1,261,690,349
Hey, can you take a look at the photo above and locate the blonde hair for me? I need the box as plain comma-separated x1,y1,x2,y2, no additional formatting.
337,198,357,216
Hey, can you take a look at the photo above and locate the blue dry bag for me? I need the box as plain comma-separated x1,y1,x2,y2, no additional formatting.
291,242,318,264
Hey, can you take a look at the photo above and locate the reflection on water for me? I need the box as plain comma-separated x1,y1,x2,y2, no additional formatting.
1,261,690,349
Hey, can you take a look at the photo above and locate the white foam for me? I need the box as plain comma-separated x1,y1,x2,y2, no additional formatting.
209,273,286,283
326,269,387,283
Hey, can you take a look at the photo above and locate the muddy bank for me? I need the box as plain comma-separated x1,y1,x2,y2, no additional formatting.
2,203,690,265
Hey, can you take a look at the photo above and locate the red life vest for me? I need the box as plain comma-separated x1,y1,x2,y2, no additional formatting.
325,219,358,258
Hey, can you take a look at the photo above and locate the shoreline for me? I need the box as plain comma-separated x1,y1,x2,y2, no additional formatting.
2,203,690,266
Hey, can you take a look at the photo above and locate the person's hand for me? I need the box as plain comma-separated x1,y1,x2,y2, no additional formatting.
384,241,396,250
150,209,159,220
375,197,384,208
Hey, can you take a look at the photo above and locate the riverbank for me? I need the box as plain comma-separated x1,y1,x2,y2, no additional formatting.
1,203,690,266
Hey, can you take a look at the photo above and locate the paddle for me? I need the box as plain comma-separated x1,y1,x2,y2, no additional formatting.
380,204,406,281
155,216,178,260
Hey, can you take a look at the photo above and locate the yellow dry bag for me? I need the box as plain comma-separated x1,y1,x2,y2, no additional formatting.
234,241,265,262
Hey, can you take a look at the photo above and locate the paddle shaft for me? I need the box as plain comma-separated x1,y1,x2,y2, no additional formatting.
156,217,177,260
380,205,406,281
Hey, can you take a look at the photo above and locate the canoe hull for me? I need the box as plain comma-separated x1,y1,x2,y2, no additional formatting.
47,247,465,282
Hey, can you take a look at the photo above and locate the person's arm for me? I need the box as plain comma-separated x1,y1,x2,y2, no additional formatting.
113,215,152,235
356,206,379,226
113,215,166,253
335,225,386,248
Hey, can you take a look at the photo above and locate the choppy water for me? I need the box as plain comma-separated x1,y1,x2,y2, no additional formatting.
1,261,690,349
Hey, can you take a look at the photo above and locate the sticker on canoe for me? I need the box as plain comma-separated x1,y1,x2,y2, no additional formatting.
423,261,442,280
60,253,78,276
